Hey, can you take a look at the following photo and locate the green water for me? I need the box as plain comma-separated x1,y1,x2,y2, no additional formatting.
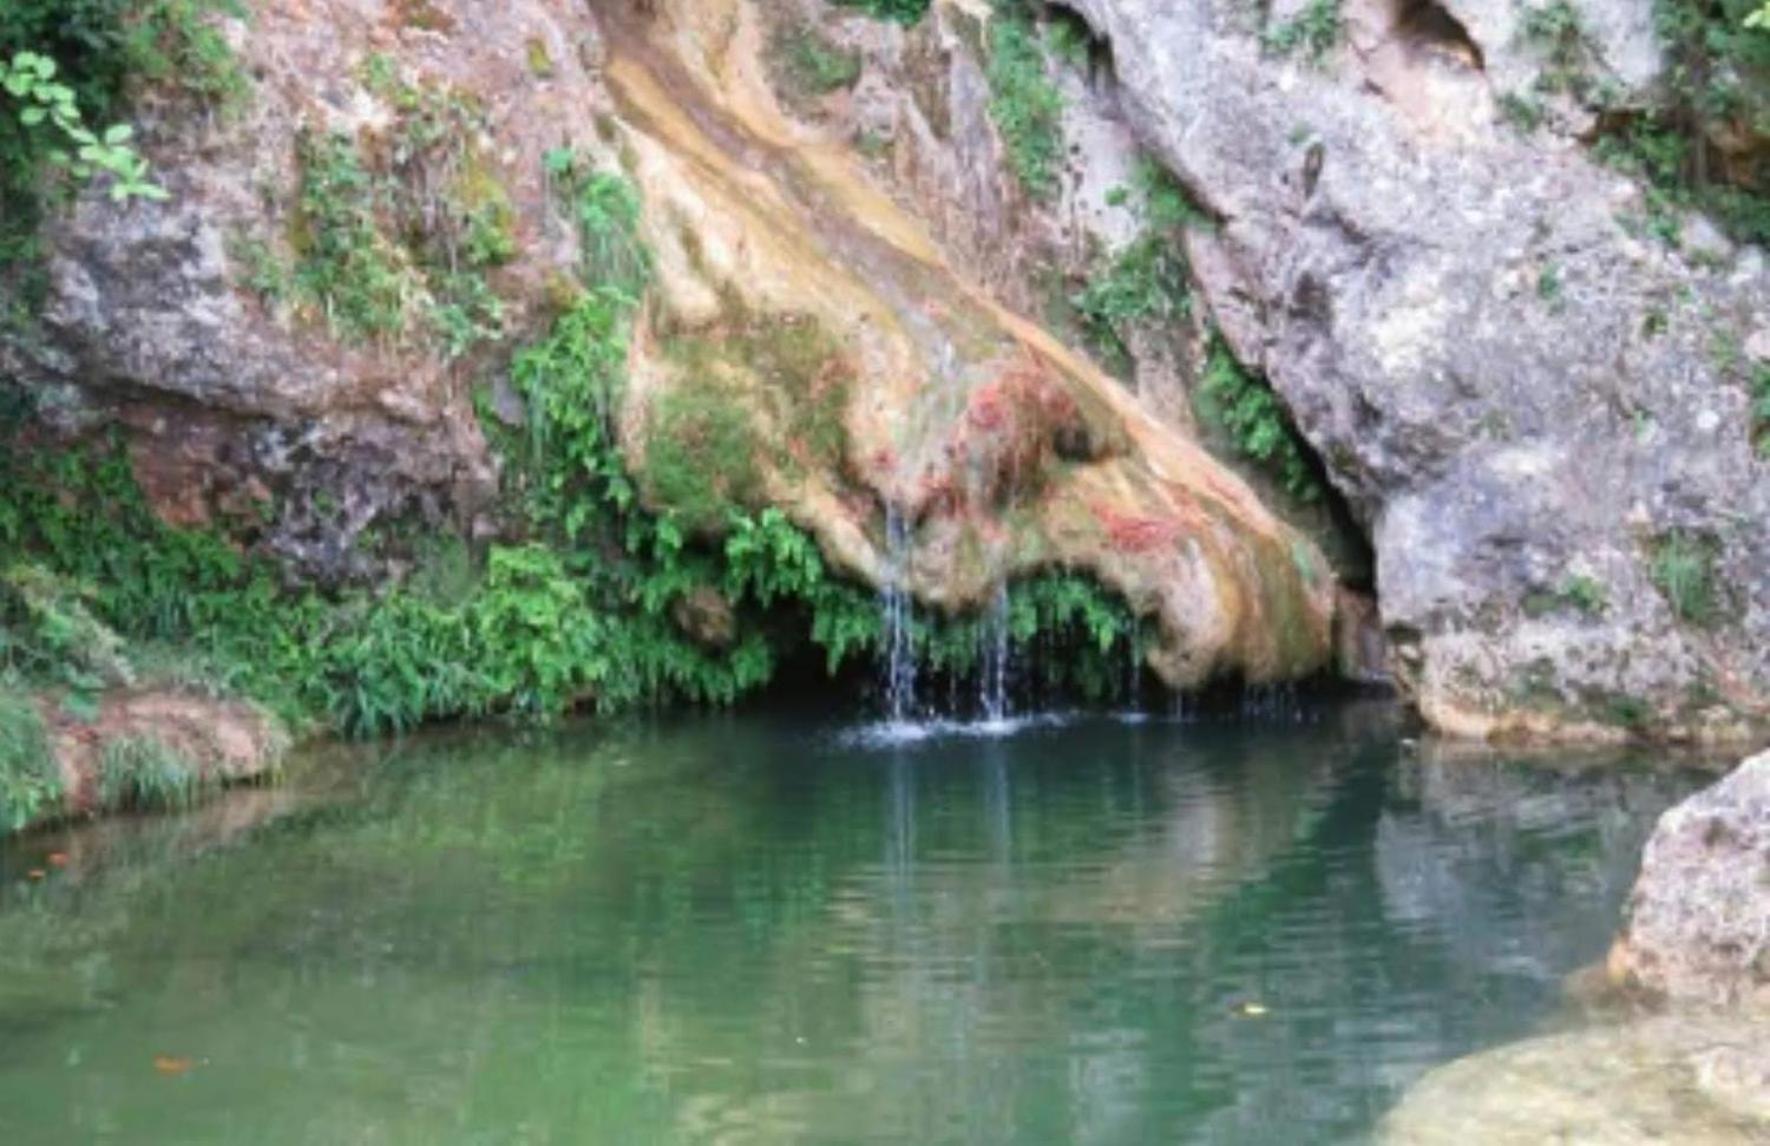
0,703,1706,1144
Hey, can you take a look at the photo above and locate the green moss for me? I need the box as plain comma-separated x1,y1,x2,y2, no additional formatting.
644,384,766,532
1523,574,1609,618
670,311,855,483
525,37,555,79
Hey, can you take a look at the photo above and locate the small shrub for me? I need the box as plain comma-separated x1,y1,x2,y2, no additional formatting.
290,128,425,342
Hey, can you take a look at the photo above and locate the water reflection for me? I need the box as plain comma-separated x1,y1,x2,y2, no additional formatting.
0,705,1714,1145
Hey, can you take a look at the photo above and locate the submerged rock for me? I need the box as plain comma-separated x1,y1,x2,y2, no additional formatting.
1378,1014,1770,1144
1608,750,1770,1007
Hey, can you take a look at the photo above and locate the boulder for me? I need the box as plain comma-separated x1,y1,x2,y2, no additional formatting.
1608,749,1770,1007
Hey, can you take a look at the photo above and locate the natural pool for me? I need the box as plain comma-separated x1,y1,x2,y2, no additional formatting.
0,702,1710,1144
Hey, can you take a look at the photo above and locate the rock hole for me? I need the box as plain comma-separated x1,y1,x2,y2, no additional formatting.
1391,0,1485,72
1040,2,1118,84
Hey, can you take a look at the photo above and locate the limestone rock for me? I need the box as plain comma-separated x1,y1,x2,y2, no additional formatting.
1060,0,1770,741
1608,750,1770,1007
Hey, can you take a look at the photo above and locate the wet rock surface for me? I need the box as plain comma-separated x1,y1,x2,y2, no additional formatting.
1378,1013,1770,1145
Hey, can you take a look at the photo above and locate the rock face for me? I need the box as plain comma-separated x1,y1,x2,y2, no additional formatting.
1060,0,1770,741
0,0,1336,693
6,0,1765,730
1608,750,1770,1007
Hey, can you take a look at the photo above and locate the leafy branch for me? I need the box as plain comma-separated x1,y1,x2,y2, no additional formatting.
0,50,164,201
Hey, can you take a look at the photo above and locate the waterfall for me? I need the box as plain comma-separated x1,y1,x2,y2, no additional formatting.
978,583,1011,724
882,506,919,724
1124,616,1144,717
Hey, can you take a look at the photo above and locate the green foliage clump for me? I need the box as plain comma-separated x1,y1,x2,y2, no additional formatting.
0,681,59,833
290,128,426,342
98,735,199,811
1195,338,1324,504
1263,0,1344,62
253,72,516,355
828,0,931,25
1075,160,1205,373
1523,574,1609,618
1649,530,1723,625
666,310,855,481
769,22,863,109
986,7,1066,200
1518,0,1598,100
0,563,135,696
0,142,1158,745
1571,0,1770,246
1,0,245,306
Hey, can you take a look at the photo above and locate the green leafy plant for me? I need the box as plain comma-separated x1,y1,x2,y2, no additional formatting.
0,681,59,833
1074,160,1204,372
1587,0,1770,246
0,51,163,201
1195,337,1324,503
2,0,245,316
246,74,516,355
289,128,425,342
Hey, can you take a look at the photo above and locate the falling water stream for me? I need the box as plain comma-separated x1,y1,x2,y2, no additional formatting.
881,507,919,725
978,583,1011,726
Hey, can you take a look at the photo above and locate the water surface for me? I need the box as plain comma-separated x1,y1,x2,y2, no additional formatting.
0,703,1707,1144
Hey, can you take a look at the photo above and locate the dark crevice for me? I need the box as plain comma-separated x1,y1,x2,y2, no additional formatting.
1391,0,1486,71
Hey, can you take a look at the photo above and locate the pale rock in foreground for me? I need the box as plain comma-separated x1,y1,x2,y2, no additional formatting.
1608,750,1770,1007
